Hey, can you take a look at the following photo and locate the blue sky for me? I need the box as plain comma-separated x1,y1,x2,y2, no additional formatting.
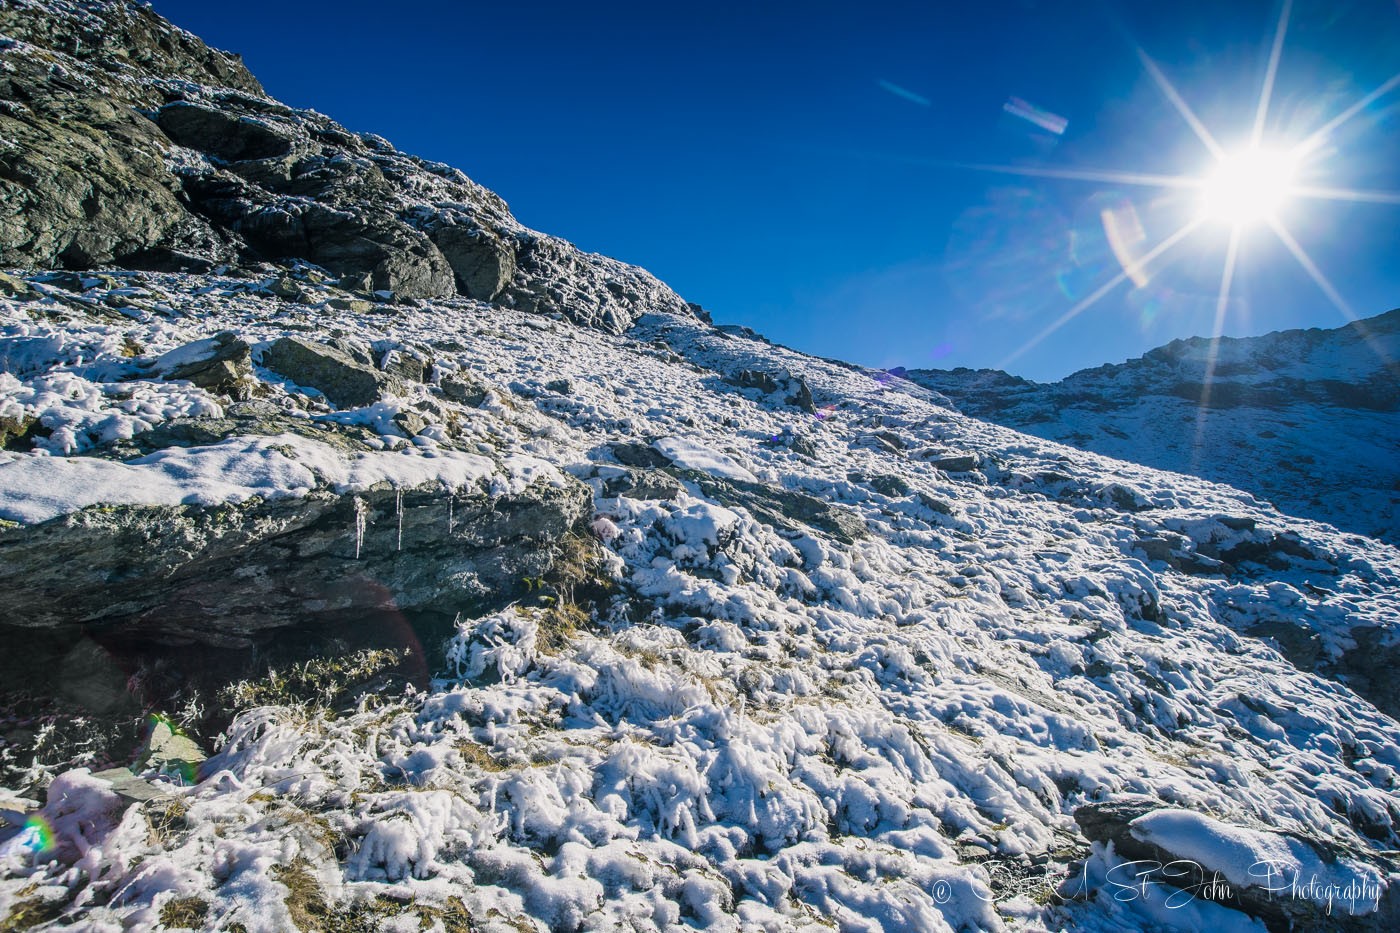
151,0,1400,381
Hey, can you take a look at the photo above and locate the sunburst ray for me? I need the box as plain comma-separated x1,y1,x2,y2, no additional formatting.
1137,49,1226,160
1269,218,1400,376
1192,226,1242,470
999,218,1201,368
1293,72,1400,158
1250,0,1292,147
957,162,1201,191
1290,185,1400,206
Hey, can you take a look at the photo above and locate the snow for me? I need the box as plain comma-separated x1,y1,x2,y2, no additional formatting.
653,435,758,482
2,271,1400,931
0,434,509,525
1129,809,1385,915
152,335,222,373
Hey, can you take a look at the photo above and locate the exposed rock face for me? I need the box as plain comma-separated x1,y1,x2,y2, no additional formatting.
155,101,293,163
908,308,1400,544
0,477,588,646
0,0,696,329
0,1,258,272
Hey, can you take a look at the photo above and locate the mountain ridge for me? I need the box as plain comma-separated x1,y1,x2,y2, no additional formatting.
907,308,1400,545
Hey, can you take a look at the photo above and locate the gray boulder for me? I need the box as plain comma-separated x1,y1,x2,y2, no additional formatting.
440,374,489,406
924,452,980,473
156,331,253,397
611,442,673,469
430,224,517,301
260,336,400,408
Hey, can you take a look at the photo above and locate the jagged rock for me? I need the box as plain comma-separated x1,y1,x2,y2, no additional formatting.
337,271,374,293
545,378,573,396
915,492,956,516
325,337,376,367
0,3,259,271
391,409,428,437
727,369,816,412
611,441,672,469
440,374,489,406
603,469,685,501
854,434,902,455
0,475,590,645
260,336,400,407
924,452,980,473
502,232,695,332
229,202,457,300
156,101,292,162
867,473,911,497
156,331,252,397
115,400,381,456
261,276,318,304
377,345,432,383
430,224,516,301
679,469,866,544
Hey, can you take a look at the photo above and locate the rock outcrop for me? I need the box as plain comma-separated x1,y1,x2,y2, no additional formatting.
0,0,695,330
0,474,589,645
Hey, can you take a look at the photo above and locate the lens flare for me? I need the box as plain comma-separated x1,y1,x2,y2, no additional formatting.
13,815,55,856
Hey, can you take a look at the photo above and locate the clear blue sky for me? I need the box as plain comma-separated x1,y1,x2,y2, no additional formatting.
151,0,1400,381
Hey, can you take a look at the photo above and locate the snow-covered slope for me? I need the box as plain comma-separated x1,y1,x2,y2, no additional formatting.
1,3,1400,932
2,272,1399,932
907,310,1400,546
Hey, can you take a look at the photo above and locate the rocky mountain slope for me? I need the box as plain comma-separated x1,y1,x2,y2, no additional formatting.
0,0,695,332
2,3,1400,932
906,310,1400,546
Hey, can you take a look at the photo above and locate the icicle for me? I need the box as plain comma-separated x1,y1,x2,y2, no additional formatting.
396,488,404,551
353,497,368,559
448,495,455,536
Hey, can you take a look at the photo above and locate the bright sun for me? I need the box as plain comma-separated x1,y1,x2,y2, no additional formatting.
1199,147,1297,226
978,0,1399,374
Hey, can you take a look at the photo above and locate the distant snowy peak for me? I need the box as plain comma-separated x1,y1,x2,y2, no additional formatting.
907,307,1400,544
0,0,697,333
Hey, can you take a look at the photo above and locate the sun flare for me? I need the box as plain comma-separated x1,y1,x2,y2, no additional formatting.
1199,147,1297,226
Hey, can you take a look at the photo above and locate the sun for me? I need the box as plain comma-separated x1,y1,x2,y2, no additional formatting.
968,0,1400,378
1199,147,1297,226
